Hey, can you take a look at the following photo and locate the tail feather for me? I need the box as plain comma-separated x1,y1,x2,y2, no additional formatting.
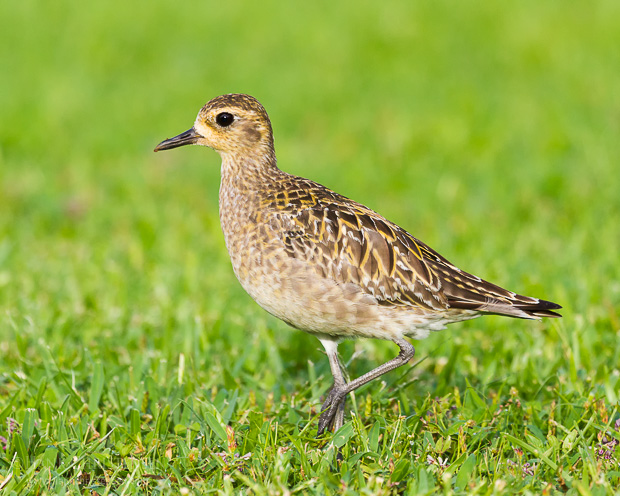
448,294,562,320
431,265,563,319
419,240,562,320
509,298,562,318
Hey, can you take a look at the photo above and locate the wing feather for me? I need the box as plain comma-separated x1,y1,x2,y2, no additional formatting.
269,182,447,311
266,177,561,319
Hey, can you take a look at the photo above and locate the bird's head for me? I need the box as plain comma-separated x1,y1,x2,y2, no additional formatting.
154,94,274,157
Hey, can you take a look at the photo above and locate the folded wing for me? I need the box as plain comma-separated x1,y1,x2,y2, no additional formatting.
267,180,561,320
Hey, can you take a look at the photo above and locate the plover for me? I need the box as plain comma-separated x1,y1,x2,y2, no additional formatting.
154,94,561,435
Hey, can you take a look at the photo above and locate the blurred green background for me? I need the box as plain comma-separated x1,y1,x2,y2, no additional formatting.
0,0,619,490
2,0,618,370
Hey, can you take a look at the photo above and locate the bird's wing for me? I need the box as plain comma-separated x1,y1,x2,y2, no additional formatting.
263,179,561,319
263,181,448,311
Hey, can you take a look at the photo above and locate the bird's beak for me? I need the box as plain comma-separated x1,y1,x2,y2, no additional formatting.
154,127,201,152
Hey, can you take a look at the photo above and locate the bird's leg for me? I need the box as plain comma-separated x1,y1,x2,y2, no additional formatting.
343,338,415,396
318,339,347,436
318,338,415,435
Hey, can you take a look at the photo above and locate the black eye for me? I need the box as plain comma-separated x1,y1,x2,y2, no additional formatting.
216,112,234,127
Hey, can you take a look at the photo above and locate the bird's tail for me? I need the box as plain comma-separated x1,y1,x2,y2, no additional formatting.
435,265,562,319
448,295,562,319
420,240,562,319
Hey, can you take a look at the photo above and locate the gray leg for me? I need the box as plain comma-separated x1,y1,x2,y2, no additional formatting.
318,337,415,436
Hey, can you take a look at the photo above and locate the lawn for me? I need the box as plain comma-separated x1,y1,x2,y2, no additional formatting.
1,0,619,494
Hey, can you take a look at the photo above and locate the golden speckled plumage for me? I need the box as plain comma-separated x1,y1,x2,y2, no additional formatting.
155,93,561,435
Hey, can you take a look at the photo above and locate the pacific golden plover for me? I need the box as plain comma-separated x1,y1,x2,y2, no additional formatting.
154,94,561,435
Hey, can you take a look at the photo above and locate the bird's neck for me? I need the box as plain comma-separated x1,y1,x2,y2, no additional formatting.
218,149,284,260
219,148,282,192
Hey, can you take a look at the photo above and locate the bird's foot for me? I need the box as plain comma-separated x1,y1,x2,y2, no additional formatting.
317,385,346,436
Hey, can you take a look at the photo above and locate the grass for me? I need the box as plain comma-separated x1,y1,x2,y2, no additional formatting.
1,0,619,493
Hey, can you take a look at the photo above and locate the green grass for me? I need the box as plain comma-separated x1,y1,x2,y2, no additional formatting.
1,0,620,493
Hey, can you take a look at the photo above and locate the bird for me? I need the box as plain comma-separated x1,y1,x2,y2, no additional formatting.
154,93,561,436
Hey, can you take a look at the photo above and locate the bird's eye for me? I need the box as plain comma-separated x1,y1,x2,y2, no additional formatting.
216,112,234,127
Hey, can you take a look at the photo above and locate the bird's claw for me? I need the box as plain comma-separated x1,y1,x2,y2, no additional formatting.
317,387,346,436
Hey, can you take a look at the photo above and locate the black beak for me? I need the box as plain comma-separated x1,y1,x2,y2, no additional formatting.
154,128,200,152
